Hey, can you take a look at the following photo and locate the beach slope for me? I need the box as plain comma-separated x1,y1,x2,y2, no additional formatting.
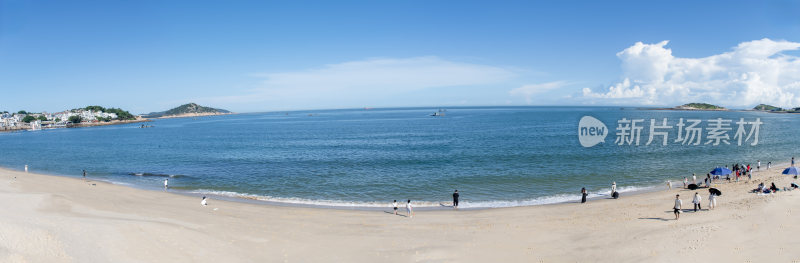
1,167,799,262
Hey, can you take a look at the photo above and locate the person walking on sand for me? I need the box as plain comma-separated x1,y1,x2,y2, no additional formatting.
674,194,682,220
82,170,87,181
581,188,588,203
665,180,671,190
692,173,697,185
757,160,761,171
611,182,617,194
201,196,208,206
452,190,459,209
406,200,413,218
164,179,169,190
708,192,717,210
683,177,688,188
768,161,771,170
392,200,398,215
692,192,702,212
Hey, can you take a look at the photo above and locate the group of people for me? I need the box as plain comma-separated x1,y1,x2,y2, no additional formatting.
673,191,718,220
390,190,460,218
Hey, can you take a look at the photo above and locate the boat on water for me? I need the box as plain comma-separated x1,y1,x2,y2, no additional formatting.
430,109,446,117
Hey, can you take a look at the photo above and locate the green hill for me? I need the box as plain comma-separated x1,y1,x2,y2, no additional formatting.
753,104,784,111
675,103,726,110
144,103,230,118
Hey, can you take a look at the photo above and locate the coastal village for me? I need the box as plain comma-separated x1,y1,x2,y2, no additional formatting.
0,103,231,132
0,107,138,132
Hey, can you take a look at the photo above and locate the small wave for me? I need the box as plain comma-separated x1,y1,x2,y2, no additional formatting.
129,172,188,178
186,186,657,209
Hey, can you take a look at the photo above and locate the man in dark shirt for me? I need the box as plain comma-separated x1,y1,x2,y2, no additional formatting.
452,190,459,209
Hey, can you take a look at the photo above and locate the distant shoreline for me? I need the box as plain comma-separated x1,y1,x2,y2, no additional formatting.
154,112,236,119
0,118,151,133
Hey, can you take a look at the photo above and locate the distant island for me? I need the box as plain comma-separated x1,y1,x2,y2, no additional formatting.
653,103,727,111
143,103,232,119
752,104,800,113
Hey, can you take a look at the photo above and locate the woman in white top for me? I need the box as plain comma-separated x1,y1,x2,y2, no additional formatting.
392,200,398,215
611,182,617,194
692,192,702,212
708,192,716,210
406,200,413,218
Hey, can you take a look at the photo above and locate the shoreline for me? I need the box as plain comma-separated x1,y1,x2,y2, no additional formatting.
2,161,800,262
0,160,792,211
0,118,151,133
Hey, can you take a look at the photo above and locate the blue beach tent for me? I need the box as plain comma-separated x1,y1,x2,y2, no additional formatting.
710,167,732,176
782,166,800,176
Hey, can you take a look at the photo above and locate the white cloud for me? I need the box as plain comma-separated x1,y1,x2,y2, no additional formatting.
583,38,800,108
199,57,516,110
509,81,568,103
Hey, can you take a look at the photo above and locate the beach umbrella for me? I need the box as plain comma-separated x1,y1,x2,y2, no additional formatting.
710,167,732,176
708,188,722,196
782,166,800,176
688,184,699,190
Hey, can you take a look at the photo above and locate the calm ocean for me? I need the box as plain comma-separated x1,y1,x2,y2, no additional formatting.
1,107,796,208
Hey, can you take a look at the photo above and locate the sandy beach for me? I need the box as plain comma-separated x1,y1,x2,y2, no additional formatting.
1,165,799,263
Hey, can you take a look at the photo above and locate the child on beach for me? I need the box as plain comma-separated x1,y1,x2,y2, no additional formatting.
692,192,702,212
406,200,413,218
674,195,682,220
665,180,671,190
393,200,398,215
768,162,771,170
683,177,688,188
201,196,207,206
164,179,169,190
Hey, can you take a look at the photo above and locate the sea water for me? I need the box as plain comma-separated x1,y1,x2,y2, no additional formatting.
0,107,796,208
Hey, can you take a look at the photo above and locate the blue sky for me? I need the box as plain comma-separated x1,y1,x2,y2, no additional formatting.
1,0,799,113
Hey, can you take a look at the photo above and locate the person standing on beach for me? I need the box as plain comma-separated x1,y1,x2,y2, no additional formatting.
406,200,413,218
768,161,771,170
674,194,682,220
581,188,588,203
665,180,671,190
201,196,207,206
164,179,169,190
611,182,617,194
692,192,702,212
692,173,697,185
452,190,459,209
708,192,716,210
683,177,688,188
392,200,398,215
82,170,86,181
757,160,761,171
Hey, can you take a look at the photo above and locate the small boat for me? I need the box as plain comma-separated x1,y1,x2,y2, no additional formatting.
430,109,446,117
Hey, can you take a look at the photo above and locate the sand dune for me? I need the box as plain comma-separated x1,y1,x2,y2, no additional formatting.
1,166,799,262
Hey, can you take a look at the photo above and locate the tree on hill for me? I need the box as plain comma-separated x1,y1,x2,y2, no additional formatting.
22,115,37,123
37,116,47,121
17,110,27,115
68,115,82,123
84,105,107,112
